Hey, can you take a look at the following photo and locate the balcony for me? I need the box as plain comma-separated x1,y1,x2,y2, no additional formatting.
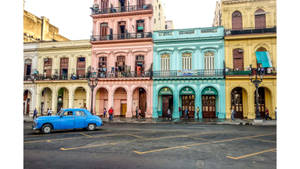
90,32,152,42
90,4,153,15
97,71,151,79
25,72,89,81
152,69,225,80
225,27,276,36
225,67,277,76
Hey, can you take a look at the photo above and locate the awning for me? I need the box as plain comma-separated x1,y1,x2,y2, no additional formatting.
202,87,218,96
137,26,144,30
159,88,173,96
256,51,272,68
180,87,195,95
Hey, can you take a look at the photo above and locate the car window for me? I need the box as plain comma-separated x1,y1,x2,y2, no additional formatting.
75,111,86,116
63,111,74,116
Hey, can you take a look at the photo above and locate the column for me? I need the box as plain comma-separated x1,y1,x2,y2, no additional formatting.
145,17,150,33
128,51,135,72
69,88,74,109
152,87,159,118
126,89,133,118
195,89,202,119
173,89,179,119
146,87,152,118
108,88,114,109
248,87,255,119
36,88,41,116
86,88,91,113
52,90,58,114
225,86,232,119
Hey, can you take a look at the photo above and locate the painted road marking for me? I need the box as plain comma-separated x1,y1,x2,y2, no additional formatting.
60,142,117,151
126,134,146,139
80,132,93,138
59,131,227,151
133,133,276,155
248,138,276,143
226,148,276,160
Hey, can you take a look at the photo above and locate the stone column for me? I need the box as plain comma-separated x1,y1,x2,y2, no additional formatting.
69,88,74,109
36,88,41,116
52,90,58,114
173,89,179,119
195,88,202,119
108,88,114,109
225,86,232,119
126,88,133,118
248,87,255,119
146,88,152,118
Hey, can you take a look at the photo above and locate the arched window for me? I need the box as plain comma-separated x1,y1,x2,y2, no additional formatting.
255,9,266,29
233,48,244,71
257,47,267,52
204,51,215,70
161,53,170,71
116,56,125,73
77,57,86,78
98,56,107,77
100,22,108,40
232,11,243,30
43,58,52,78
182,53,192,70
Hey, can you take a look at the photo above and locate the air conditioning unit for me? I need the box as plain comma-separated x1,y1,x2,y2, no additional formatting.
45,58,49,61
238,49,244,53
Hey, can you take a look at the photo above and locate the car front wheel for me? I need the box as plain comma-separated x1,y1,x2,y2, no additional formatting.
42,124,52,134
87,124,96,131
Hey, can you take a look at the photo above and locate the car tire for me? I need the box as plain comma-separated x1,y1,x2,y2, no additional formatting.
87,124,96,131
42,124,52,134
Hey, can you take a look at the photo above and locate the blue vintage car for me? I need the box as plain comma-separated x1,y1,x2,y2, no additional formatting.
32,108,103,134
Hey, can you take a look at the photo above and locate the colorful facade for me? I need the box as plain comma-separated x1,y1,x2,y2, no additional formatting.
152,27,226,119
89,0,166,118
214,0,277,119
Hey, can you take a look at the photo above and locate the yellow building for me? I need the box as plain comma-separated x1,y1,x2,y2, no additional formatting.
24,10,69,42
34,40,91,115
215,0,277,119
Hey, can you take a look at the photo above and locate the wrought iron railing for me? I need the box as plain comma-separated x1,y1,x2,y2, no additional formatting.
32,73,89,81
97,71,151,78
225,27,276,35
90,4,153,15
91,32,152,41
226,67,276,76
152,69,224,78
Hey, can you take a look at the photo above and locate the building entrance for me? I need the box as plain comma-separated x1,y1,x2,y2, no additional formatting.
202,87,218,118
162,96,173,118
180,87,195,118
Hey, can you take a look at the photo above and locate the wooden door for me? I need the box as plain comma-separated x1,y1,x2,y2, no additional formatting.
231,88,244,119
60,58,69,79
121,103,127,117
255,88,266,118
202,95,216,118
162,96,170,118
233,49,244,71
44,58,52,78
232,11,243,30
139,90,147,114
182,95,195,118
255,9,266,29
77,57,86,77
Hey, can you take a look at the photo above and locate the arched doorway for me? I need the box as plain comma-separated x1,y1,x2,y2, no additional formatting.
23,90,32,116
231,87,248,119
114,87,127,117
96,88,109,116
57,88,69,112
254,87,272,119
202,87,218,118
180,87,195,118
158,87,173,118
133,87,147,118
74,87,87,109
41,88,52,115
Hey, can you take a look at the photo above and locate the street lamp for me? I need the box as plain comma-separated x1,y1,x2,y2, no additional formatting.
249,65,264,119
88,69,98,115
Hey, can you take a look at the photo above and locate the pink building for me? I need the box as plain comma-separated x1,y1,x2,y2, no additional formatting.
90,0,165,118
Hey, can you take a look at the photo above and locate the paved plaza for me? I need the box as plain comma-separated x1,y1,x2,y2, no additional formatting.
24,122,276,169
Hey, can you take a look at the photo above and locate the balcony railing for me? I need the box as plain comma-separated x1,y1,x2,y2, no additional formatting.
28,73,89,81
226,67,276,76
152,69,224,78
225,27,276,35
90,4,153,15
91,32,152,42
97,71,151,79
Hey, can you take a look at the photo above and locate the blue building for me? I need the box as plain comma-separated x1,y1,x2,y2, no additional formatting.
152,27,226,119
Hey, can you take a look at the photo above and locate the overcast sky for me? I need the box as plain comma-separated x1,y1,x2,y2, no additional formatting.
24,0,217,40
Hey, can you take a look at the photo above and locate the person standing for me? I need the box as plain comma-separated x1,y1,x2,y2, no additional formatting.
265,108,272,120
167,108,171,120
196,107,200,120
103,108,107,118
231,108,235,120
33,108,38,119
108,107,114,121
47,108,52,116
136,106,139,119
185,107,189,119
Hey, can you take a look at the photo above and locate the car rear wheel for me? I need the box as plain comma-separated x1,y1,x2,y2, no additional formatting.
87,124,96,131
42,124,52,134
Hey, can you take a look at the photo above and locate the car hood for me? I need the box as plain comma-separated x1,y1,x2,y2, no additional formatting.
36,116,60,121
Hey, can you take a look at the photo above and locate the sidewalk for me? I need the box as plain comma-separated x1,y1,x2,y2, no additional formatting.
24,116,276,126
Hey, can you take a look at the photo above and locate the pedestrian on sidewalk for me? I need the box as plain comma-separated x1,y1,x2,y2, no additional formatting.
33,108,38,119
231,108,235,120
103,108,107,118
167,108,172,120
136,106,139,119
265,108,272,120
185,108,189,119
138,109,143,119
47,108,52,116
196,107,200,120
108,107,114,121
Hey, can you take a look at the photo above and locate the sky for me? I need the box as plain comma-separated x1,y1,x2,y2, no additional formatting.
24,0,217,40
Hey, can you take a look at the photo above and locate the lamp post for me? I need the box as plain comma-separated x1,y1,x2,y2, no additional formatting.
88,69,98,115
249,65,264,119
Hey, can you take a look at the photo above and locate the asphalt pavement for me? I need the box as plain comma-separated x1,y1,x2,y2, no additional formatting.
24,122,276,169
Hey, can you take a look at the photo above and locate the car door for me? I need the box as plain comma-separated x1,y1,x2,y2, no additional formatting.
57,111,75,130
74,110,87,129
